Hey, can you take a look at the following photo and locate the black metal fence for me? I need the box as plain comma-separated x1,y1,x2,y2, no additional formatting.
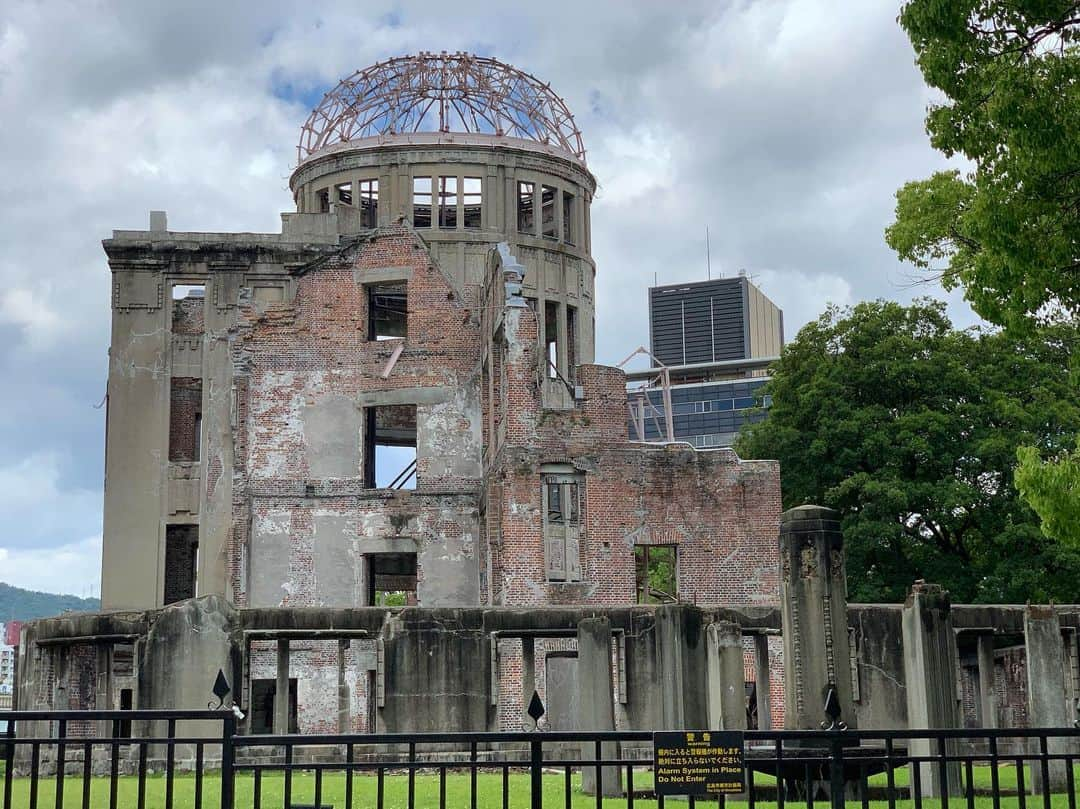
2,710,1079,808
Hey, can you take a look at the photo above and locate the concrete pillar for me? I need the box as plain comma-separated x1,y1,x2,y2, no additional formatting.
902,582,961,798
707,621,746,730
654,604,710,731
976,635,998,729
577,617,621,797
274,638,290,735
753,634,772,730
521,636,537,731
337,639,350,734
1025,605,1070,795
779,505,856,730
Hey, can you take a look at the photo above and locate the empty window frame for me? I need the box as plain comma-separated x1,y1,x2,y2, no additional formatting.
412,177,432,228
463,177,482,229
358,179,378,228
634,545,678,604
335,182,352,205
171,283,205,335
545,301,560,380
562,191,575,244
566,305,578,383
118,689,133,738
366,552,418,606
164,524,199,604
517,181,535,233
363,405,417,490
169,378,202,462
249,678,299,735
541,185,557,238
367,282,407,340
542,471,582,581
317,188,331,213
438,176,458,229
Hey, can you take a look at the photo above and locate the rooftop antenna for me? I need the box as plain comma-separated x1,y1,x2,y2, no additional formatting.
705,226,711,280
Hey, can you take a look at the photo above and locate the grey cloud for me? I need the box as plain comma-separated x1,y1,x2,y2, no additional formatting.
0,0,976,591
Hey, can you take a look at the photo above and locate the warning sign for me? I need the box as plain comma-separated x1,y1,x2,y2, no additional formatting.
653,730,745,795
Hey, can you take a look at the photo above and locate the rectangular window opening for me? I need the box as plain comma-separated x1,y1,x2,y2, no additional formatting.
412,177,432,228
566,305,578,384
335,182,352,206
164,525,199,605
438,176,458,229
171,283,205,336
635,545,678,604
169,379,203,462
545,301,560,380
541,185,557,239
366,552,418,607
364,405,417,490
359,179,378,228
542,470,583,581
562,191,575,244
249,678,299,735
463,177,482,229
517,181,535,233
317,188,331,213
118,689,133,738
367,282,407,340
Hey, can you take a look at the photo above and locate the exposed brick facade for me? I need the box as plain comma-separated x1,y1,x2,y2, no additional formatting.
205,226,783,731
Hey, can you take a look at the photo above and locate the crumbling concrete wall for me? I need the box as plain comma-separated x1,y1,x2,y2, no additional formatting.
230,225,485,611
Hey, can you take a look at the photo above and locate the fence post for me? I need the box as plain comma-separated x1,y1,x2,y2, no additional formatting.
220,713,236,809
829,735,845,809
530,735,543,809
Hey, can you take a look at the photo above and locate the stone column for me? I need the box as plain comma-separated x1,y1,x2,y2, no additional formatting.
577,617,621,797
779,505,856,730
707,621,747,730
753,635,772,730
274,638,290,735
1025,605,1070,795
976,635,998,729
521,636,537,731
901,582,961,798
337,639,351,734
655,604,710,730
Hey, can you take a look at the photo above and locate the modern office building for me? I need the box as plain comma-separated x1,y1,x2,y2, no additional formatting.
629,276,783,447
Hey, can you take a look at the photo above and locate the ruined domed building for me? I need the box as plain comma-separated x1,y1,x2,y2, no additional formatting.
20,53,787,736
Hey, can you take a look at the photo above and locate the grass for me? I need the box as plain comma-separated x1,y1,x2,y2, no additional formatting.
1,765,1079,808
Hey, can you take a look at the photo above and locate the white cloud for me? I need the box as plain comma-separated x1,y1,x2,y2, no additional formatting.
0,0,984,596
0,535,101,598
0,287,65,348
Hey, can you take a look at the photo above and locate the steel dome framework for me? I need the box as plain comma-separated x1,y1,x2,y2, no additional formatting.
297,52,586,163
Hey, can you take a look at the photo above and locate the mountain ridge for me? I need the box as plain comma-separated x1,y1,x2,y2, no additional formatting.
0,581,100,623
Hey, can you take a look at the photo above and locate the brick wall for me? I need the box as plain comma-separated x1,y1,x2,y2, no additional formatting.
164,524,199,604
168,378,201,462
490,304,782,608
215,228,784,732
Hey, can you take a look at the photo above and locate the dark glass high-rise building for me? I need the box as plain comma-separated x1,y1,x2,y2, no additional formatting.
629,276,783,448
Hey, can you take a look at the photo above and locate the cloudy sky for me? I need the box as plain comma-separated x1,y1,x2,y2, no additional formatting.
0,0,971,597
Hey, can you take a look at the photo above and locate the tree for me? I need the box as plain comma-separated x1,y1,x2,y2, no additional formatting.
735,300,1080,603
1015,442,1080,545
887,1,1080,553
885,1,1080,331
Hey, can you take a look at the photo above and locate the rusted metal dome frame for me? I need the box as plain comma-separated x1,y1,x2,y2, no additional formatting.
297,52,586,164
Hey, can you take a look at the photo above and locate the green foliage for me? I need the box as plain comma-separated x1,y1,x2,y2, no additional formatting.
886,0,1080,331
735,300,1080,603
1016,442,1080,544
0,582,99,622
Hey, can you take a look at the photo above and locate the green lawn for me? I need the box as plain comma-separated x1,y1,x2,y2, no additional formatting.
1,766,1079,808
